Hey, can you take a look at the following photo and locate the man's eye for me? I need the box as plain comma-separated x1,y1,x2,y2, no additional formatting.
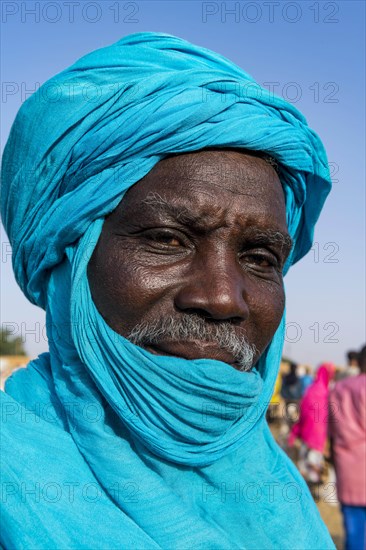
146,231,183,247
241,251,279,270
249,255,273,267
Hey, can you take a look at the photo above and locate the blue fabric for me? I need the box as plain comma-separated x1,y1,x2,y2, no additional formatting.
300,374,314,396
1,32,334,549
342,505,366,550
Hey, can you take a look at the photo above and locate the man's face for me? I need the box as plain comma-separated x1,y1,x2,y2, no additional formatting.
88,150,292,370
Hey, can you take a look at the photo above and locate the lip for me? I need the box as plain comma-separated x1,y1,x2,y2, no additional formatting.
145,340,238,366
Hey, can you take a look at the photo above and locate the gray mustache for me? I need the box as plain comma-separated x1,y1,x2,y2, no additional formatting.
127,314,256,372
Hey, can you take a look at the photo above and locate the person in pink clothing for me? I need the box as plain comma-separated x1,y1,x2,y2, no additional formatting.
329,345,366,550
288,362,336,484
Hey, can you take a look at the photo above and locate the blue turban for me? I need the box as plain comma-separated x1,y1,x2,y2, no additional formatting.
1,32,334,549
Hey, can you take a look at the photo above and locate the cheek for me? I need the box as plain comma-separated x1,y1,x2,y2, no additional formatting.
88,237,182,332
245,278,285,351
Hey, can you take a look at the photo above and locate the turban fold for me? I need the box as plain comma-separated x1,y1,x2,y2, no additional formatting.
1,32,334,549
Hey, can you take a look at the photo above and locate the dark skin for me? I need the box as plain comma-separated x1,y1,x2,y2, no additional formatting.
88,150,293,368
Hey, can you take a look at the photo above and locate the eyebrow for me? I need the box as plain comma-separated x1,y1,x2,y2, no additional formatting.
141,191,293,253
141,191,207,226
248,229,293,255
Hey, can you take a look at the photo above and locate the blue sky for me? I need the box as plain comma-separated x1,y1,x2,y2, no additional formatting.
1,0,365,366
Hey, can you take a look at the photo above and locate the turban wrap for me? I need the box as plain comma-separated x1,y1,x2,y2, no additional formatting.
1,33,334,549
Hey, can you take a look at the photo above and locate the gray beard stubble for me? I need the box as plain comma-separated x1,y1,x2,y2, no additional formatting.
127,314,256,371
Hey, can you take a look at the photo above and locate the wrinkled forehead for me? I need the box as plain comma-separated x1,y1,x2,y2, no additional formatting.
111,149,288,230
146,149,281,192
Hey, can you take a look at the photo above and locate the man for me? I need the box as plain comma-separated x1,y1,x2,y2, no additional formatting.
346,350,360,377
330,346,366,550
335,350,360,381
1,32,334,548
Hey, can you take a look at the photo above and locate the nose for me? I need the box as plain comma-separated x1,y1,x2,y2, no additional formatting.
174,251,250,322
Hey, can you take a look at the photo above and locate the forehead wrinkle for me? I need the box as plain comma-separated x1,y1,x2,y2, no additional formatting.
194,179,259,197
140,192,291,250
159,155,280,195
153,174,266,197
141,191,227,228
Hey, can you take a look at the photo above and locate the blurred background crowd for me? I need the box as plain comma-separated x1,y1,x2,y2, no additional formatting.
267,345,366,550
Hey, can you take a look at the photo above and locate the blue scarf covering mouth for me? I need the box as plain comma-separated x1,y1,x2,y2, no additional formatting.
1,32,334,549
48,219,266,467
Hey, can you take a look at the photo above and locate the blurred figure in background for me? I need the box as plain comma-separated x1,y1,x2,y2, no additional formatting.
288,363,335,486
329,346,366,550
347,351,361,376
346,351,361,376
299,364,314,397
267,361,292,451
281,361,302,401
280,361,302,427
336,350,360,381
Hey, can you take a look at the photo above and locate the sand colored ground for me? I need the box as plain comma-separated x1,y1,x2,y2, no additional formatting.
317,498,344,549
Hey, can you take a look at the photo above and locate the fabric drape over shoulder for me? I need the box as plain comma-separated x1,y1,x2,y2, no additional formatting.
1,32,334,549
